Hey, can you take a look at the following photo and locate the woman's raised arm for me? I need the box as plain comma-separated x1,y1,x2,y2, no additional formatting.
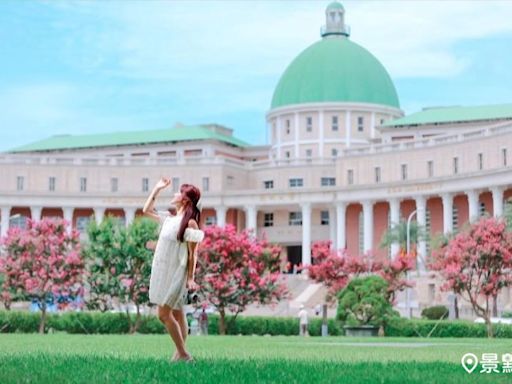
142,177,171,222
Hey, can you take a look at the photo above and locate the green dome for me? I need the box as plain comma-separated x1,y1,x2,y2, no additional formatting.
271,38,400,109
327,1,344,10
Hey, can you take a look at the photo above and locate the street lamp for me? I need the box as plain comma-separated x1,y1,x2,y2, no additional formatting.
405,210,416,319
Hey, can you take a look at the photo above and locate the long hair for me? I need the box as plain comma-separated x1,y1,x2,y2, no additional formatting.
177,183,201,242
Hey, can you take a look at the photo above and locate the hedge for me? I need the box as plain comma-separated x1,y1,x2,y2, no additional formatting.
1,310,511,338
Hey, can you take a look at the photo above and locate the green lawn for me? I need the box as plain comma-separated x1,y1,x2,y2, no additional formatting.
0,334,510,383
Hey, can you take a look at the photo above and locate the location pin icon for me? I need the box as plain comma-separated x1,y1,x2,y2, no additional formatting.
461,353,478,374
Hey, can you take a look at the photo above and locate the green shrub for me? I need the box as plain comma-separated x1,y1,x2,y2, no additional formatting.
421,305,449,320
336,275,397,327
1,310,510,338
502,311,512,319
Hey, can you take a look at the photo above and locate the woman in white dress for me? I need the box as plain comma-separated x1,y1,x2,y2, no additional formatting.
142,177,205,362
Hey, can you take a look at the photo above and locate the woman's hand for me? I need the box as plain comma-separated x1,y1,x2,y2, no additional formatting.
155,177,171,191
187,279,199,291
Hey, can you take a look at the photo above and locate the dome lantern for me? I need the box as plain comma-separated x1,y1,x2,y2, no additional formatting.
321,2,350,38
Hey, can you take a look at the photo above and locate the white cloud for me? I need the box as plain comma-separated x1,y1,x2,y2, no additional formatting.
43,0,512,81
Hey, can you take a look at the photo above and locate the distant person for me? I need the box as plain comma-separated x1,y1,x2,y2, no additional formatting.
199,308,209,335
298,304,309,336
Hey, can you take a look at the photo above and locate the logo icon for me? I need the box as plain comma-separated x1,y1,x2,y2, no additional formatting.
461,353,479,374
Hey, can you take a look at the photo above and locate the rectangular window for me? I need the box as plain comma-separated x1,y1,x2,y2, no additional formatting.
289,178,303,188
142,177,149,192
452,206,459,232
80,177,87,192
321,177,336,186
205,216,217,226
289,212,302,226
375,167,381,183
401,164,408,181
320,210,329,225
347,169,354,185
380,118,385,125
263,213,274,227
111,177,118,192
76,216,91,233
16,176,24,191
286,119,290,134
357,116,364,132
306,149,312,157
172,177,180,192
227,175,234,186
453,157,459,174
331,148,338,157
49,177,56,192
264,180,274,189
478,153,483,170
306,116,312,132
427,160,434,177
285,151,291,158
202,177,210,192
503,148,508,167
332,116,338,131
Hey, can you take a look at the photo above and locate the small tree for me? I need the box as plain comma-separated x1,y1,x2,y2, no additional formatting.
82,216,158,333
336,275,397,327
195,225,288,335
0,218,85,333
430,217,512,337
307,241,413,304
380,220,428,254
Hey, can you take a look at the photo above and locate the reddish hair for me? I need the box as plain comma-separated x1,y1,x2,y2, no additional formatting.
177,183,201,242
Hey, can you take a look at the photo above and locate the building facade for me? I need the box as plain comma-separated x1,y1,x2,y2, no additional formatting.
1,2,512,316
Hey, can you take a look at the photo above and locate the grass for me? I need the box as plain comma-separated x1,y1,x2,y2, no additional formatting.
0,334,511,383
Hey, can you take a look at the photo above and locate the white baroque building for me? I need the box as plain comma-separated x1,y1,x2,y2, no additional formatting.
1,2,512,317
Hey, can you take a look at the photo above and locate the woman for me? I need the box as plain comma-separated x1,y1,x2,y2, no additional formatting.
142,176,205,362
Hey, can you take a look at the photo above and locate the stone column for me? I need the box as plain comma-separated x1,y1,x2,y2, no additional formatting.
245,205,257,237
94,207,105,225
466,190,480,222
319,110,324,156
31,206,42,221
1,206,10,238
216,206,227,227
335,202,347,250
62,207,74,234
389,198,400,256
491,186,504,217
415,196,427,271
362,200,374,253
301,202,312,267
124,207,136,227
329,206,336,248
441,193,453,234
345,110,351,148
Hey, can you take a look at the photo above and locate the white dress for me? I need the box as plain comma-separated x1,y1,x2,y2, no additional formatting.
148,210,205,309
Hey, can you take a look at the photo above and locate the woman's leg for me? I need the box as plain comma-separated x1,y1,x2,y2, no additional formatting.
157,305,189,358
172,309,188,343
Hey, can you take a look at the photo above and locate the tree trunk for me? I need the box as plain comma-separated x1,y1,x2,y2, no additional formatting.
454,295,459,319
130,304,141,334
219,308,226,335
492,295,498,317
39,301,47,334
485,315,494,338
4,300,11,311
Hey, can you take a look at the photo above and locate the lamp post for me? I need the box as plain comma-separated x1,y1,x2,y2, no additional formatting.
405,210,416,319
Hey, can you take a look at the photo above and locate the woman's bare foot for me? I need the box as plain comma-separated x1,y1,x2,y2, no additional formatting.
176,353,194,362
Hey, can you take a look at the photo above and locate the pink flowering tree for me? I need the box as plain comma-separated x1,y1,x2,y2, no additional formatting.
83,216,158,333
195,225,288,335
0,218,85,333
430,217,512,337
307,241,413,304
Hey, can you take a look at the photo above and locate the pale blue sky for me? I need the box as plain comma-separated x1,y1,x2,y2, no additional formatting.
1,0,512,152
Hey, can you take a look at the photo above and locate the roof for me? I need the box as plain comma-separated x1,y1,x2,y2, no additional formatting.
6,125,250,153
270,38,400,109
383,104,512,127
